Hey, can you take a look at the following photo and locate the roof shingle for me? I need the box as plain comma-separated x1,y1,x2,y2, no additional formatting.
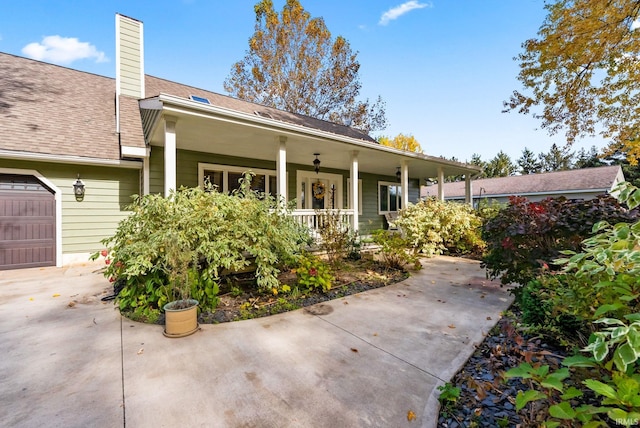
429,166,624,198
0,52,121,160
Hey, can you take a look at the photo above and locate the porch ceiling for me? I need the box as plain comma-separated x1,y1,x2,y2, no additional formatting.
141,95,480,180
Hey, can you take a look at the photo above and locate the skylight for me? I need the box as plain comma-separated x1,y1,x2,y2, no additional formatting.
189,95,211,104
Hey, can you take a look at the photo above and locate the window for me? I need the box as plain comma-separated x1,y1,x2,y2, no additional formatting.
346,179,363,215
378,181,402,214
190,95,211,104
198,163,277,195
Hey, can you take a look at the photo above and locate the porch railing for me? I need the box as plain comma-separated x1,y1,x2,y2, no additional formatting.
290,209,354,239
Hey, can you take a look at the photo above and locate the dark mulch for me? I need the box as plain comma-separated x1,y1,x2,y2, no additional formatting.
198,258,408,324
437,308,568,427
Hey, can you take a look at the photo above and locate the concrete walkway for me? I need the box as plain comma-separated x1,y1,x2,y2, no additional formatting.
0,256,513,428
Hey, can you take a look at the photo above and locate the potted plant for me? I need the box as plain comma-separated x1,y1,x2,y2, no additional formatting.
162,229,199,338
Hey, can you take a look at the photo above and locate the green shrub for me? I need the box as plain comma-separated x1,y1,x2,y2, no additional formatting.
393,198,485,257
293,253,333,292
504,183,640,426
316,209,357,266
92,173,310,321
371,229,421,270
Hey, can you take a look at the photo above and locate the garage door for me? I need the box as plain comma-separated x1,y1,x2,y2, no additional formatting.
0,174,56,270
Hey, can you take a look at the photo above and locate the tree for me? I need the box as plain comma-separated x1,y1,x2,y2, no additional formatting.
517,147,541,174
505,0,640,164
606,148,640,188
378,133,423,153
484,151,516,178
539,143,574,172
574,146,606,169
224,0,387,132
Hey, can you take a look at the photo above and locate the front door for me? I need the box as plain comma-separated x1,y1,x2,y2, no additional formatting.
297,171,343,210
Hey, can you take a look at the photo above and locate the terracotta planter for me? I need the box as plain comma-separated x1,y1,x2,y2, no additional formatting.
163,299,199,338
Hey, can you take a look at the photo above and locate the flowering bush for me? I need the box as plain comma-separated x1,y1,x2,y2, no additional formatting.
293,253,333,293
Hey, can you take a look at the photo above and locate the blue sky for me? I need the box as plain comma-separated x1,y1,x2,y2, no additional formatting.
0,0,605,163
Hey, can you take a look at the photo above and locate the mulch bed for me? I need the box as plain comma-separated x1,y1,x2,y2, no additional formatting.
198,258,408,324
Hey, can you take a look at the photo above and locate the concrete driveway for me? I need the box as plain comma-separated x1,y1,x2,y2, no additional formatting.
0,256,513,428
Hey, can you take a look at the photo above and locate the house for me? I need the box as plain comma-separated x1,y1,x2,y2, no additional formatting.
0,13,480,270
421,165,626,206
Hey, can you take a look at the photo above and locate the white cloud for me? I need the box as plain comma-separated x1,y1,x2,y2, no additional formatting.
22,35,107,65
632,18,640,30
379,1,432,26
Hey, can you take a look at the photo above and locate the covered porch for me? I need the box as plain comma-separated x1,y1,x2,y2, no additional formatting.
138,93,481,234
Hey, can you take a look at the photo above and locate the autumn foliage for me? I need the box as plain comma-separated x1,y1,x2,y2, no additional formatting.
506,0,640,163
225,0,387,132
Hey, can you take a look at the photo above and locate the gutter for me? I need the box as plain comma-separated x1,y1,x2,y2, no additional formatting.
0,149,143,169
143,94,481,175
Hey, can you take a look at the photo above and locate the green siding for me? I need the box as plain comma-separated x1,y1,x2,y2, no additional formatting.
149,147,420,234
0,159,140,255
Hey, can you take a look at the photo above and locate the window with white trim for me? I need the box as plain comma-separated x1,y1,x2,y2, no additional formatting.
198,163,277,195
346,178,363,215
378,181,402,214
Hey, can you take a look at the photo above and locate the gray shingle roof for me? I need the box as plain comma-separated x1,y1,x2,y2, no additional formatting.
0,51,378,163
0,52,121,160
430,166,624,198
144,75,377,143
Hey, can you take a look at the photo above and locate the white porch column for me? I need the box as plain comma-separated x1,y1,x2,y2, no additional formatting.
350,150,359,232
437,167,445,201
142,146,151,195
276,136,287,204
465,174,472,206
163,116,177,197
401,160,409,209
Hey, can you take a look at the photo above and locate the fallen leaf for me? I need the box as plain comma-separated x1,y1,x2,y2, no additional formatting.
137,348,144,355
343,301,348,305
67,301,76,308
474,407,482,416
448,324,456,329
373,333,378,336
407,410,416,421
431,281,435,284
480,295,485,299
350,348,358,353
52,293,60,298
486,316,492,320
29,297,34,301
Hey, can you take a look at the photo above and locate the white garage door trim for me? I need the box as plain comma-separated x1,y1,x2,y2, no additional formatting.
0,168,62,267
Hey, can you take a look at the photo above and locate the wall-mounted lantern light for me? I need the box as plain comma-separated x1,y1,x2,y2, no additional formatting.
313,153,321,174
396,166,401,183
73,175,85,201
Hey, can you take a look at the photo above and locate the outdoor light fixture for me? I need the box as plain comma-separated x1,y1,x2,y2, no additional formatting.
73,174,85,201
313,153,321,174
396,166,401,183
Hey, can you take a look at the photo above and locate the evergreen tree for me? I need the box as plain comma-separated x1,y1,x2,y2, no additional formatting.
517,147,541,174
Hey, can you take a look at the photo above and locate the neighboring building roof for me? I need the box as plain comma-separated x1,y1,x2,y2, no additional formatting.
0,52,121,161
424,165,625,199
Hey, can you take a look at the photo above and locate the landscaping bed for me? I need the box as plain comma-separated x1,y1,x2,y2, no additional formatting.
161,258,408,324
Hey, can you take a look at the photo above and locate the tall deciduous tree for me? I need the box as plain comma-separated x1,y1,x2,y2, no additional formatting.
224,0,387,132
378,133,423,153
505,0,640,164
